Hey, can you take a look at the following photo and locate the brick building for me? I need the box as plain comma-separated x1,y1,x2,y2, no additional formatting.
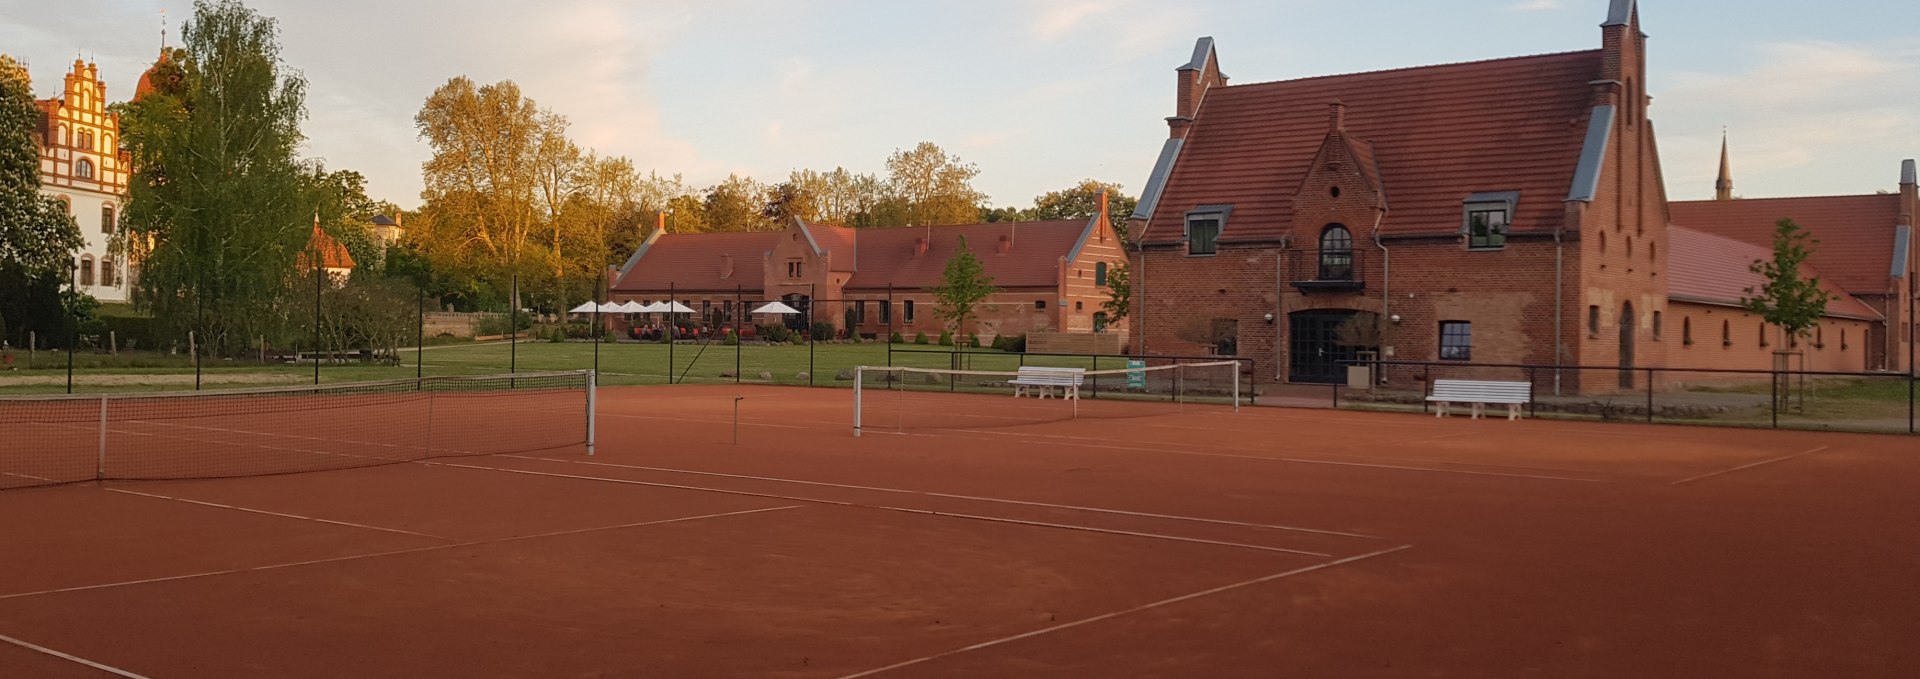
1126,0,1909,391
608,205,1127,341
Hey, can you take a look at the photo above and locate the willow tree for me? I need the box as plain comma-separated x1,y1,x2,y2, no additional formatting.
118,0,311,354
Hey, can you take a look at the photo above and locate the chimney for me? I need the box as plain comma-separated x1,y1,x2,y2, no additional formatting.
915,236,929,258
656,210,667,234
1169,37,1225,140
393,212,403,228
1328,100,1347,133
998,234,1013,255
720,253,734,279
1900,159,1916,227
1098,191,1110,231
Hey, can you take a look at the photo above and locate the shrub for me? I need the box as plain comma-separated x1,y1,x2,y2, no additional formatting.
547,327,566,343
98,315,165,351
722,328,739,346
1002,333,1026,353
889,331,904,344
968,334,981,348
914,332,929,345
938,331,953,346
810,320,835,342
757,324,792,343
476,312,532,336
788,334,805,346
849,331,862,344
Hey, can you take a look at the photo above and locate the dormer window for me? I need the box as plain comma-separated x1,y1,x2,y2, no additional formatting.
1184,205,1232,257
1461,191,1518,251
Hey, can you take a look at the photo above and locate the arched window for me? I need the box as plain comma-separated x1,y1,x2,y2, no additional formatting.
103,134,113,150
79,256,95,286
75,158,94,179
80,131,93,149
101,205,115,234
1094,262,1108,287
100,258,115,287
58,125,68,146
1319,224,1353,280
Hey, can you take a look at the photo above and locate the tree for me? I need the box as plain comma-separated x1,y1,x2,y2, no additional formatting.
302,163,384,275
415,76,552,312
117,0,312,354
886,142,986,226
703,174,774,231
1740,218,1835,346
1101,262,1132,324
929,235,998,338
0,55,85,346
1029,179,1138,246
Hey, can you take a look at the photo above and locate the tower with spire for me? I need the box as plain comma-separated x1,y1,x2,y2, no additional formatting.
1714,132,1734,201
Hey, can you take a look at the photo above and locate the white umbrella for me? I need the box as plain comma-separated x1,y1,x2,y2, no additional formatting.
663,301,697,314
619,301,652,313
751,301,801,315
567,301,599,314
600,302,628,313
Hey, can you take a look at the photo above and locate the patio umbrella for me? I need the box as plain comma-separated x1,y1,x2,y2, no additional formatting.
664,301,697,314
567,301,599,314
600,302,628,313
750,301,801,315
619,301,653,313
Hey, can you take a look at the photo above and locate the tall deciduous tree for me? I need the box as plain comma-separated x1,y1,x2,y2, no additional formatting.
1741,218,1835,345
1028,179,1138,245
929,235,998,337
117,0,311,354
703,174,774,231
415,76,545,292
1101,262,1132,325
886,142,986,226
0,55,84,345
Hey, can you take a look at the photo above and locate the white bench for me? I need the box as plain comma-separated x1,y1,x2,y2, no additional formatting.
1009,367,1085,400
1427,379,1531,420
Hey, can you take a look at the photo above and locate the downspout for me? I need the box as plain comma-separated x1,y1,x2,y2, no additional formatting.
1554,224,1565,395
1370,211,1388,385
1134,241,1146,356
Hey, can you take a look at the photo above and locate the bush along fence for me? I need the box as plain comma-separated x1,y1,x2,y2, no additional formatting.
1333,359,1918,435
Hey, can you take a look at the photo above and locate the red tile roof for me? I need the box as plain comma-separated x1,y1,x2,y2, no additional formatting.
612,231,778,293
1667,226,1880,320
1668,195,1902,293
1143,50,1604,243
301,224,356,271
836,220,1087,290
611,220,1094,293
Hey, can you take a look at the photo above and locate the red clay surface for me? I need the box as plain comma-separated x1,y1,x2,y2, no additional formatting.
2,383,1916,678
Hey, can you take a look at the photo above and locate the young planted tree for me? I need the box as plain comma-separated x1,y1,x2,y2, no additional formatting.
929,235,998,342
1740,218,1835,347
1101,262,1131,327
117,0,311,354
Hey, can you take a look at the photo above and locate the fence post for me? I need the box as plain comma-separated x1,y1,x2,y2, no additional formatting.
417,287,426,384
585,370,597,456
667,281,675,385
1770,369,1780,429
735,286,742,384
96,396,108,481
1908,373,1915,435
1645,367,1655,423
1091,355,1099,399
1421,365,1430,414
1527,366,1537,418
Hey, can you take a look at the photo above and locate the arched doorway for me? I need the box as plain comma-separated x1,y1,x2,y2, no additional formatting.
1618,302,1636,389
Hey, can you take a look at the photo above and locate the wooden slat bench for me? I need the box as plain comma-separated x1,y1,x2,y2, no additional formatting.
1427,379,1531,420
1009,367,1085,400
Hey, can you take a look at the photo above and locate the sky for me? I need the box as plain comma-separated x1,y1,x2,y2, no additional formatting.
3,0,1916,211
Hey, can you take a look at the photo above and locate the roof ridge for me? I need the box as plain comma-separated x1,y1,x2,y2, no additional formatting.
1672,193,1896,204
1219,49,1602,91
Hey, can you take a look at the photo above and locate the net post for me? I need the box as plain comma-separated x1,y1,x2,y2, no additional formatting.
853,366,864,437
1232,361,1241,412
585,369,597,456
96,396,108,481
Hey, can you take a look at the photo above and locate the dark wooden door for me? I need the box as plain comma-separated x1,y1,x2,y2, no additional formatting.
1289,310,1358,384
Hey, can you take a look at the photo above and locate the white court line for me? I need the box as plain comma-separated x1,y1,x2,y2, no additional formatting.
604,409,1610,483
835,544,1415,679
0,632,153,679
1669,446,1832,486
497,454,1380,540
0,504,801,602
433,461,1334,557
103,488,451,541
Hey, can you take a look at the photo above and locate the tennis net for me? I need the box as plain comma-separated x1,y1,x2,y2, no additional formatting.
852,360,1243,436
0,371,594,491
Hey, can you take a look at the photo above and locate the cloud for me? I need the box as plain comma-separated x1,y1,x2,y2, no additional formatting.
1508,0,1564,11
1659,40,1920,198
1033,0,1115,39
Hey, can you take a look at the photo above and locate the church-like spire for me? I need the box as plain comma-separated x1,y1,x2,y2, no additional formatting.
1714,131,1734,201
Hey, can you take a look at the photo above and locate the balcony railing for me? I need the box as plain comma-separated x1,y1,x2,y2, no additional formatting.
1287,249,1366,292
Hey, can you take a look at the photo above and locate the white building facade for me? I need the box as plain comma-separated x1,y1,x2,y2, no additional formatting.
35,59,131,303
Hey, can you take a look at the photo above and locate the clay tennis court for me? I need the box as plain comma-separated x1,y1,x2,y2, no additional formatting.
2,380,1916,678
